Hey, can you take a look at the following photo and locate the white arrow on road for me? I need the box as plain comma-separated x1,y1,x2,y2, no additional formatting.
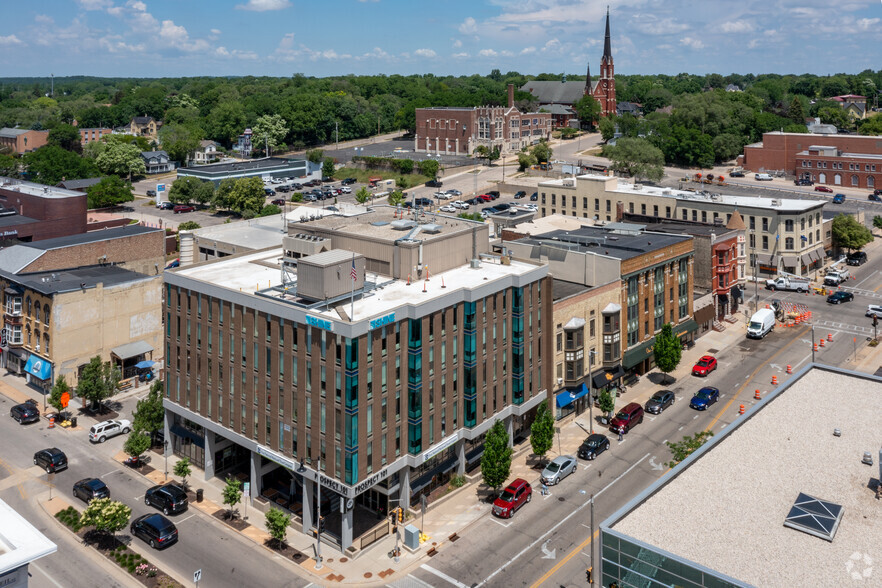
801,339,813,345
769,363,782,372
541,540,556,560
649,456,664,471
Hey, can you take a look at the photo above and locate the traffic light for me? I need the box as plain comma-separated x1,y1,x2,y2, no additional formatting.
397,507,404,523
586,566,593,583
873,316,878,328
317,516,324,533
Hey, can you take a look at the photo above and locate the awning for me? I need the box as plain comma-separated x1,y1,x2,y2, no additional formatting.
23,355,52,380
591,365,625,390
755,253,774,265
134,360,156,369
672,318,699,339
556,383,589,409
812,249,824,263
623,338,656,369
111,340,153,361
782,255,798,268
800,253,813,267
6,348,27,359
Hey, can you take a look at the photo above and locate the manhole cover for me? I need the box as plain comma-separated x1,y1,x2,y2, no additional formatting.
364,573,372,579
707,348,719,354
339,557,348,563
558,496,566,502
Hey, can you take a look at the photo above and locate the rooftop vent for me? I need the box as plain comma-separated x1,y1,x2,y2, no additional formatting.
783,492,843,542
422,223,442,234
390,219,417,231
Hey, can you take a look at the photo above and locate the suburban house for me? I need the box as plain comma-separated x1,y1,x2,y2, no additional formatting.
234,128,253,157
192,140,219,165
129,116,161,141
0,128,49,154
831,94,869,120
140,151,174,174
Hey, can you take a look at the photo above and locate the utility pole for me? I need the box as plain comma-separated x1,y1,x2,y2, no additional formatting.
335,121,339,151
50,73,54,98
589,494,595,588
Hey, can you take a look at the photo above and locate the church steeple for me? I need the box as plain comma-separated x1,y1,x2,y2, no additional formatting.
602,6,612,62
585,61,591,93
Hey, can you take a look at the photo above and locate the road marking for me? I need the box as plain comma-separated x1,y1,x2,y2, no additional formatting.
582,463,592,471
100,469,118,478
490,517,512,527
678,426,684,430
855,271,877,288
422,564,470,588
29,562,66,588
541,539,556,559
479,453,649,588
662,439,668,444
177,513,198,524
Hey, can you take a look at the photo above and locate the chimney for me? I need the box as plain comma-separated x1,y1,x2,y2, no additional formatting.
507,84,514,108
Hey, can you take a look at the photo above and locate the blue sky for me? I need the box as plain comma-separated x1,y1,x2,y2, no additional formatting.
0,0,880,78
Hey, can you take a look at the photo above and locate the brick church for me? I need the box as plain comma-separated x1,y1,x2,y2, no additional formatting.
519,9,616,121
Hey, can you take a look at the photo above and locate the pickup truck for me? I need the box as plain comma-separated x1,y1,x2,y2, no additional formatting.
824,269,850,286
765,276,810,292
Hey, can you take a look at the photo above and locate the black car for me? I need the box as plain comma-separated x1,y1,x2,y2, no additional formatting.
157,201,175,210
870,194,882,203
529,192,538,201
145,483,189,515
264,188,276,196
468,197,483,205
131,513,178,550
10,401,39,424
826,291,854,304
847,251,868,266
577,434,611,460
493,202,511,211
414,197,433,207
514,191,526,199
488,190,500,199
73,478,110,503
33,448,68,473
644,390,675,415
341,178,357,185
146,189,156,197
426,179,443,188
729,170,745,177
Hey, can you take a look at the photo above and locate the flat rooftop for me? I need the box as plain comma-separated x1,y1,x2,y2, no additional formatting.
20,225,161,250
525,224,692,261
0,177,83,200
611,367,882,588
4,264,154,295
0,498,57,575
643,220,740,237
180,157,303,174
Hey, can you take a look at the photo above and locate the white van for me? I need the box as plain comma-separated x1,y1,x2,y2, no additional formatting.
747,308,776,339
755,173,773,181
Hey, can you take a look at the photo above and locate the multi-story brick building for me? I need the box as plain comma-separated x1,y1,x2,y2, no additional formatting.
163,207,552,552
414,84,552,156
536,174,825,277
0,178,88,244
78,127,112,146
0,128,49,154
795,145,881,191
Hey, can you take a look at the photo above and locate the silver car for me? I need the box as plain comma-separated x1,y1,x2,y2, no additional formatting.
540,455,577,486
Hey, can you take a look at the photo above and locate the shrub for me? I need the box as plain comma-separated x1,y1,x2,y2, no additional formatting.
450,475,466,488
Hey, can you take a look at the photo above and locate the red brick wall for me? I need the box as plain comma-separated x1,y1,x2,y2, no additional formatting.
743,133,882,175
21,230,165,276
0,187,87,240
415,109,476,154
797,153,881,190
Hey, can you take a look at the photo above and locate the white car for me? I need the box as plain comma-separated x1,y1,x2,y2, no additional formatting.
867,305,882,318
440,205,457,213
434,192,451,200
89,419,132,443
453,201,469,209
446,189,462,196
340,187,352,194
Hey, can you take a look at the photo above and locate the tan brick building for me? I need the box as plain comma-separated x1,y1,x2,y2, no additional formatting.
0,128,49,154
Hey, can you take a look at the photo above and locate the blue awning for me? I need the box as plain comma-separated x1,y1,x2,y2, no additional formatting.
556,384,589,409
134,360,156,369
24,355,52,380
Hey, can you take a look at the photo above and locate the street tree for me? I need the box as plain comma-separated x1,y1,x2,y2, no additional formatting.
599,117,616,142
168,176,202,204
573,94,602,129
48,375,71,414
418,158,439,179
473,145,500,166
480,419,512,495
85,175,134,209
251,114,288,154
529,401,555,467
355,186,371,205
665,431,714,468
873,216,882,231
222,476,243,519
831,214,873,251
387,190,405,206
123,430,151,462
264,507,292,549
22,145,98,185
227,177,265,217
653,323,682,384
95,140,146,180
529,139,553,166
79,498,131,538
322,157,335,178
212,178,236,210
598,389,616,421
158,123,203,165
76,356,120,411
517,150,536,172
174,457,192,492
132,380,164,441
601,137,665,182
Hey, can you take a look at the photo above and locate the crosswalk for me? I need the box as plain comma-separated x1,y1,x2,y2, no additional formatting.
813,319,875,336
839,286,882,300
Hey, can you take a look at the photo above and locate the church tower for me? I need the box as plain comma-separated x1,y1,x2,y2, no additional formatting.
596,7,616,117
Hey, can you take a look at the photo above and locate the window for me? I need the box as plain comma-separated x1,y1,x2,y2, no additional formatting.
852,175,859,187
785,237,794,250
762,236,769,250
785,219,794,232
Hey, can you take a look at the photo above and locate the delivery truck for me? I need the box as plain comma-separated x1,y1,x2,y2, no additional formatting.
747,308,776,339
765,276,810,292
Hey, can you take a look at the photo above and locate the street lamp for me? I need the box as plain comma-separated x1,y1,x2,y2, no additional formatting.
588,350,597,434
353,147,363,165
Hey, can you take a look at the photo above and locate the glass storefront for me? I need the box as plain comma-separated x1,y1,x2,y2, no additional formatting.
171,414,205,469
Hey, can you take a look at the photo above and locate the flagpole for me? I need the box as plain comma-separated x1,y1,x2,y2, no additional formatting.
350,252,355,320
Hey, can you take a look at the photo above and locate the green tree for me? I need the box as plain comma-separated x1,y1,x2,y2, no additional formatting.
158,123,203,165
529,139,553,165
355,186,371,205
251,114,288,154
259,204,282,217
598,389,616,421
601,137,665,182
48,375,71,414
22,145,98,185
831,214,873,251
85,175,134,209
653,323,682,384
873,216,882,231
174,457,192,492
227,177,265,217
599,117,616,142
168,176,202,204
48,124,82,153
788,96,806,124
817,106,851,130
177,221,202,231
264,507,292,549
222,476,243,519
305,149,324,164
474,145,500,166
0,154,17,177
529,401,555,467
858,114,882,136
76,356,120,411
480,419,512,494
193,181,214,206
123,430,151,461
388,190,405,206
457,212,485,222
95,140,146,179
418,158,439,179
517,150,536,172
322,157,336,178
132,380,165,440
79,498,131,538
665,431,714,468
207,102,247,147
573,94,602,129
213,178,236,210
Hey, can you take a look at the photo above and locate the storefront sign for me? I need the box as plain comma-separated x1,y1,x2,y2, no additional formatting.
369,312,395,330
256,445,296,471
305,315,333,331
0,230,18,238
317,473,348,496
354,467,389,495
421,433,458,464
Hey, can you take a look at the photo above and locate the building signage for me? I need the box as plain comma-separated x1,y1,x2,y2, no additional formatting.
305,315,333,331
421,433,458,464
354,467,390,495
317,473,348,496
0,230,18,238
369,312,395,330
256,445,296,471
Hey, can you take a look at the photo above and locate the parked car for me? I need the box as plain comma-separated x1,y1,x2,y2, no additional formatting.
540,455,577,486
644,390,675,415
157,201,174,210
446,189,462,196
10,401,40,424
73,478,110,503
755,173,773,181
145,483,189,515
493,203,511,211
146,189,156,197
488,191,500,199
271,198,286,206
867,305,882,318
414,197,433,207
482,207,500,215
434,192,451,200
131,513,178,550
173,205,195,214
691,355,718,377
89,419,131,443
815,186,833,193
609,403,644,434
869,193,882,202
440,205,456,213
478,195,493,202
577,434,611,460
832,193,846,204
492,478,532,518
729,170,745,177
341,178,357,185
340,186,352,194
794,178,813,186
847,251,868,266
514,191,526,199
33,448,68,473
530,192,538,201
690,387,720,410
426,179,443,188
827,291,854,304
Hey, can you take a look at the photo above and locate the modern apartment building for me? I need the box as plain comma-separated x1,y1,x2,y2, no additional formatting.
163,207,552,553
537,174,825,277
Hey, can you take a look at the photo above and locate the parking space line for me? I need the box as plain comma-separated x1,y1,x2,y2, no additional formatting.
176,513,197,524
490,517,512,528
100,470,119,478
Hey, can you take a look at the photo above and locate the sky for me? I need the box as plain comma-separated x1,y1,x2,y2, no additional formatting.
0,0,880,79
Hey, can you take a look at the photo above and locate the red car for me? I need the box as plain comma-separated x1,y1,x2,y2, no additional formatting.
814,186,833,193
173,205,195,213
692,355,717,376
492,478,531,518
609,403,644,434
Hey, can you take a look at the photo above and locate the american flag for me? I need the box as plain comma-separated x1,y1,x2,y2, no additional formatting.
351,259,357,281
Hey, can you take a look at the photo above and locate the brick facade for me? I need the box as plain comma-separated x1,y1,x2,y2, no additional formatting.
742,132,882,178
19,229,166,277
796,146,881,190
0,182,87,242
0,129,49,154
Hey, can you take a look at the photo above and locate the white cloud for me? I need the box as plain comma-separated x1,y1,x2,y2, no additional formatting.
0,34,23,46
34,14,54,24
452,52,470,59
632,16,690,36
216,46,258,60
235,0,291,11
478,48,497,57
99,35,143,52
679,36,705,50
458,17,477,34
857,18,880,31
77,0,113,9
500,50,513,57
452,39,462,48
211,28,222,35
719,20,755,33
159,20,210,52
414,48,436,58
542,38,560,52
520,46,536,54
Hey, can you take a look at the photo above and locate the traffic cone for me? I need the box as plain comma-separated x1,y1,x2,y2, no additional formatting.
755,389,761,400
49,416,55,428
820,338,825,348
407,274,411,286
423,280,427,293
813,342,819,352
425,265,430,281
441,275,446,289
827,333,833,342
772,375,778,385
739,405,745,415
786,365,792,374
